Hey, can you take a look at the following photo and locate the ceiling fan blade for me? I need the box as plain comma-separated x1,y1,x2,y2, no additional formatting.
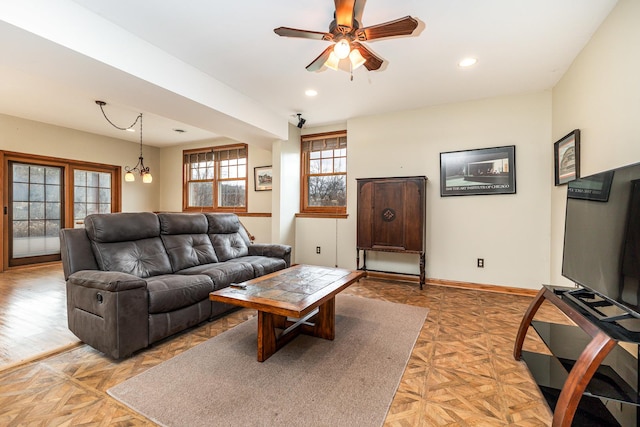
306,45,334,72
334,0,356,29
353,0,366,26
274,27,332,41
356,16,418,41
352,42,383,71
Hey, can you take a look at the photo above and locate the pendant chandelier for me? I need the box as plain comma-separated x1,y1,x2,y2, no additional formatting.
95,100,152,183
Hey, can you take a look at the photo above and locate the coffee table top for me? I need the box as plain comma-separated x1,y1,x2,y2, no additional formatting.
210,264,364,317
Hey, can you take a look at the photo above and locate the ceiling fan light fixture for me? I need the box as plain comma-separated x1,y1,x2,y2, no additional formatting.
333,39,350,59
349,48,366,70
325,51,340,70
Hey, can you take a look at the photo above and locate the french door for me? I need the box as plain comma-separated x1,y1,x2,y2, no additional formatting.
2,152,121,269
9,162,63,266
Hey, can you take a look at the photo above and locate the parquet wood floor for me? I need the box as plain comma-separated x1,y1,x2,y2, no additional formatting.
0,264,79,368
0,265,569,426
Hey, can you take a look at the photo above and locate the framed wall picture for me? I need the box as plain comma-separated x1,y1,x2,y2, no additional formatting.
554,129,580,186
254,166,273,191
440,145,516,196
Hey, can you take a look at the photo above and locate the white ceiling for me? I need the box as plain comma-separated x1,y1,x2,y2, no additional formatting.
0,0,618,148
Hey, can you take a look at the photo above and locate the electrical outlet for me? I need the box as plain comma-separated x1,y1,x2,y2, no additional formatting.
316,246,321,254
477,258,484,268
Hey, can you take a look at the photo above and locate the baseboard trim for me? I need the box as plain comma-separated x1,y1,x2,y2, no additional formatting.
364,271,538,297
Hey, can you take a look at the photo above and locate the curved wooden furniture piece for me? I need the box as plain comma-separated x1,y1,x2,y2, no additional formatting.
514,286,618,427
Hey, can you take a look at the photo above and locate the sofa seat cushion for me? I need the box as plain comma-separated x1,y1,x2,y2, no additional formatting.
146,274,214,314
178,262,254,290
227,256,286,277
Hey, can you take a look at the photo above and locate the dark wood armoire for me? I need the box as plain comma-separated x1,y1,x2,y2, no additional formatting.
356,176,427,289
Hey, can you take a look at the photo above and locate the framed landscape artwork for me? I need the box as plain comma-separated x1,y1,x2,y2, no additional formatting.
254,166,273,191
440,145,516,196
554,129,580,186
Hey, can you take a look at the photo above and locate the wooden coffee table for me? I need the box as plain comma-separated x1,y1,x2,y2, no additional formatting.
210,264,365,362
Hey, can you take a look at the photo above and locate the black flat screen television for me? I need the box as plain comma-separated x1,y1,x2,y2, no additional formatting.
562,161,640,324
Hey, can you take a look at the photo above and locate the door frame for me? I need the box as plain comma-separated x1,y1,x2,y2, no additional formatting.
0,150,122,271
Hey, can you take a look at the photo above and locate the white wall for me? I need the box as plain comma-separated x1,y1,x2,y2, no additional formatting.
272,124,300,253
0,113,160,212
551,0,640,284
296,92,553,289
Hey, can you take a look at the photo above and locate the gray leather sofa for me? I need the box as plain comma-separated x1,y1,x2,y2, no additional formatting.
60,212,291,359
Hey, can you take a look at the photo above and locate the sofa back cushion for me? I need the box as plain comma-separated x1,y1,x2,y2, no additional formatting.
158,213,218,271
85,212,172,278
205,213,249,261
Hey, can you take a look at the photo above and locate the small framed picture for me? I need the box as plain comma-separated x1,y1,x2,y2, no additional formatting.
254,166,273,191
554,129,580,186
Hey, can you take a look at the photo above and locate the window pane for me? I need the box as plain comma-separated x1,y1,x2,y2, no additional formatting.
334,157,346,173
86,204,99,216
29,184,45,202
30,202,45,219
99,172,111,187
74,203,87,221
45,168,61,184
88,172,100,187
45,202,61,220
30,167,45,184
99,204,111,214
29,220,45,237
74,170,87,185
321,150,333,159
46,185,61,202
13,202,29,220
45,220,60,237
13,221,28,238
309,159,321,174
74,187,86,203
13,164,30,183
307,175,346,207
87,187,98,203
218,180,246,207
310,151,321,160
13,183,29,202
188,182,213,207
321,159,333,174
99,188,111,203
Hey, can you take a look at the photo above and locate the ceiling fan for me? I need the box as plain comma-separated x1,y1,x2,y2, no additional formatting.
274,0,419,72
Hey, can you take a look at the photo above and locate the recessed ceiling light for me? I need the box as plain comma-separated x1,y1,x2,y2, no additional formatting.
305,89,318,97
458,57,478,68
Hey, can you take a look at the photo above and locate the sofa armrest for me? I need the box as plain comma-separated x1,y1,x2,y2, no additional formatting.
248,244,292,267
66,270,148,359
68,270,147,292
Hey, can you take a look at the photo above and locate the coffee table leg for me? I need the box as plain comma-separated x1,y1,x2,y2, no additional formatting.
303,297,335,340
257,311,277,362
256,298,336,362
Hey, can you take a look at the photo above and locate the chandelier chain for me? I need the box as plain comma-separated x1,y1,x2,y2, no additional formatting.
97,102,141,131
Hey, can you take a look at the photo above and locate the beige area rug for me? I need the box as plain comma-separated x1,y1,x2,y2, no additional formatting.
108,295,428,427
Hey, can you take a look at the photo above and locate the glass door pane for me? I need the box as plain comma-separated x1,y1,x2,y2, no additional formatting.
73,169,112,228
9,163,63,264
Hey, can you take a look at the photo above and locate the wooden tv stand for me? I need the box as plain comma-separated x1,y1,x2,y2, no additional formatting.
514,285,640,426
